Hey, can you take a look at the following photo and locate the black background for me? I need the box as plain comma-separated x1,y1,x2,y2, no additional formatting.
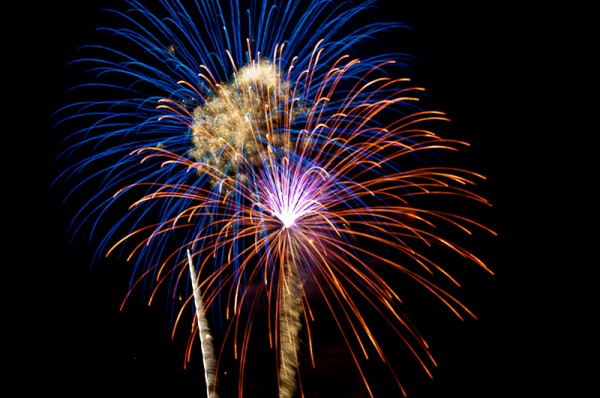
34,1,578,397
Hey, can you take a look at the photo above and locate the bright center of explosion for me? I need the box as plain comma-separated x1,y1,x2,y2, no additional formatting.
275,208,299,228
266,169,326,230
270,187,305,228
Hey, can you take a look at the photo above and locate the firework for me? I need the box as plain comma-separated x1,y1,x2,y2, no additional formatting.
54,0,494,397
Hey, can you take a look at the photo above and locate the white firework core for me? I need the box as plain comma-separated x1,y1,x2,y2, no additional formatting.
277,210,298,228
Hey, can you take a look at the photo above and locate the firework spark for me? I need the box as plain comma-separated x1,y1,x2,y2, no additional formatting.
53,0,494,397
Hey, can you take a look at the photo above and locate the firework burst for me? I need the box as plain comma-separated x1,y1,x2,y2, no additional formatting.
53,0,495,397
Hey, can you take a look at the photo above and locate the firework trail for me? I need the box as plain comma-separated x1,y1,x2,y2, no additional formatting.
53,0,495,396
278,260,303,398
188,250,219,398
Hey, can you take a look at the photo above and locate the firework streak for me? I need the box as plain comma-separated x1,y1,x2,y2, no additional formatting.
188,250,219,398
54,0,495,396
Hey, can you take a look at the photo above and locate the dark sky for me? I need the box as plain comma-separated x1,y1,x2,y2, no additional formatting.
38,1,563,397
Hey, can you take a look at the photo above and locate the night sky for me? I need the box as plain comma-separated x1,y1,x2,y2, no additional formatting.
37,1,564,397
